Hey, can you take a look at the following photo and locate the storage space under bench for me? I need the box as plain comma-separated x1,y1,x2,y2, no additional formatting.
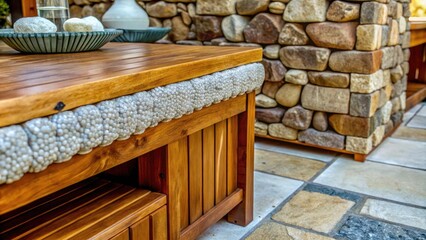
0,178,167,240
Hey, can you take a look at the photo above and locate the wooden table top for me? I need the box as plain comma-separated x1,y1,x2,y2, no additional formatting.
0,42,262,127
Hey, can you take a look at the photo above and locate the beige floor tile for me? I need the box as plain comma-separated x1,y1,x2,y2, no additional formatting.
246,221,334,240
315,156,426,207
392,126,426,141
255,149,326,181
361,199,426,230
272,191,355,233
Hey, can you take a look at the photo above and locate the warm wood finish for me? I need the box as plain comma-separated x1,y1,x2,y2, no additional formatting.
215,120,228,204
167,137,190,239
227,116,238,195
130,217,150,240
0,95,246,215
410,22,426,47
188,131,203,224
0,42,261,127
21,0,37,17
151,206,168,240
406,83,426,111
0,178,167,240
202,125,216,214
180,189,244,240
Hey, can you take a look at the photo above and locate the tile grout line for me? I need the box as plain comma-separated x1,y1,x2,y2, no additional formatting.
366,158,426,172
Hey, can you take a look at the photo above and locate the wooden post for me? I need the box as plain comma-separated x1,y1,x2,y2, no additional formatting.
21,0,37,17
227,92,255,226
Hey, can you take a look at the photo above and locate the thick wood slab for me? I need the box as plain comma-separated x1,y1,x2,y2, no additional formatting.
0,42,261,127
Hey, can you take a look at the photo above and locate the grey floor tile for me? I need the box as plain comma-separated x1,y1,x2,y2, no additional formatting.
255,138,337,162
314,156,426,207
198,172,303,240
407,115,426,129
392,125,426,141
367,138,426,170
418,105,426,117
367,138,426,169
360,199,426,230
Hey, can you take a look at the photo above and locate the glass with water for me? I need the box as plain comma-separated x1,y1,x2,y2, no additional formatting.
36,0,70,32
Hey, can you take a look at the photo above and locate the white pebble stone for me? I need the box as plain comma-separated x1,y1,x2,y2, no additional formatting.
49,111,81,162
74,105,103,154
133,91,154,133
14,17,57,33
83,16,104,31
115,96,138,140
97,100,120,146
63,18,93,32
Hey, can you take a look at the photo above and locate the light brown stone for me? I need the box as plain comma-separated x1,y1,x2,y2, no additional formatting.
255,121,268,135
169,16,190,41
285,70,308,85
280,46,331,71
350,91,381,117
278,23,309,46
146,1,178,18
256,94,277,108
275,84,302,108
196,0,236,16
350,70,384,94
282,106,313,130
256,107,285,123
308,71,350,88
356,24,382,51
244,13,284,44
273,191,354,233
194,16,223,41
388,20,399,46
262,59,287,82
236,0,270,15
360,2,388,25
221,14,250,42
263,45,280,59
326,1,360,22
301,84,350,114
255,150,326,181
269,2,285,14
268,123,298,140
306,22,358,50
313,112,328,132
372,125,385,147
329,50,383,74
381,47,397,69
298,129,345,149
284,0,329,22
329,114,375,138
262,81,283,98
346,135,373,154
247,222,334,240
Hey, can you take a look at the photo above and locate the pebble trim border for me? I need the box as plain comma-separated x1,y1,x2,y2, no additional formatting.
0,63,264,184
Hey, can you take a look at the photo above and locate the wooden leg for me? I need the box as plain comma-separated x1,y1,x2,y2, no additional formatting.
227,92,255,226
354,154,367,162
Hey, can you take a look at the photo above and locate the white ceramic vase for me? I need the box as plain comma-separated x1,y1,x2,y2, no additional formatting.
102,0,149,30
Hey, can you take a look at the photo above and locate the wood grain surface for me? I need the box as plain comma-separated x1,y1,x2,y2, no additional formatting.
0,42,261,127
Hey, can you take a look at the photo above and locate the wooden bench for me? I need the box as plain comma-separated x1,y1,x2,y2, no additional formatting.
0,42,262,239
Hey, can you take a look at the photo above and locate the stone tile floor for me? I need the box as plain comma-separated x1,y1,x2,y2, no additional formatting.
199,102,426,240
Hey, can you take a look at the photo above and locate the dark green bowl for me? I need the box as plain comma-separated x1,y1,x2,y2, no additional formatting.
112,27,171,43
0,29,123,54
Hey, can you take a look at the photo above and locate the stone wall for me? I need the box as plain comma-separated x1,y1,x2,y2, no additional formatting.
70,0,411,155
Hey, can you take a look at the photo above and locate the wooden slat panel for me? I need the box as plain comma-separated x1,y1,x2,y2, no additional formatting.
130,217,150,240
202,125,215,214
188,131,203,223
151,206,168,240
180,189,243,240
215,120,227,204
227,92,255,226
138,146,168,194
167,137,189,240
0,42,262,127
45,189,152,239
227,116,238,195
0,181,120,238
110,229,129,240
18,187,137,240
0,95,246,215
70,193,166,240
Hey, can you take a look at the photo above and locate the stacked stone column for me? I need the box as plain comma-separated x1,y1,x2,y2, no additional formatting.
69,0,411,155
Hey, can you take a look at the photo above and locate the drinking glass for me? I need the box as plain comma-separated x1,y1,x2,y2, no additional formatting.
36,0,70,32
